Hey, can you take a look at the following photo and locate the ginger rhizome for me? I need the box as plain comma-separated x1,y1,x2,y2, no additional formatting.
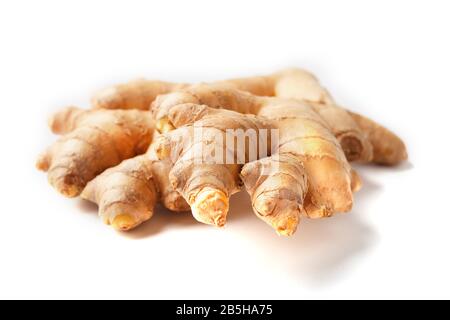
81,141,189,231
92,80,188,110
94,68,400,164
36,107,154,197
154,104,274,228
157,90,355,235
37,68,408,236
151,70,406,165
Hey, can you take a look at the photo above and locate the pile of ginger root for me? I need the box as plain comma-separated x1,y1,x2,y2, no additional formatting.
37,68,407,236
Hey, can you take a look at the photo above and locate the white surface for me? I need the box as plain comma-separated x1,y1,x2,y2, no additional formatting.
0,0,449,300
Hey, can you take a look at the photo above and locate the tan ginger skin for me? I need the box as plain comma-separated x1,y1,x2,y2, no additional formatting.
82,98,359,235
159,95,355,236
81,141,189,231
36,107,154,197
94,68,405,164
155,105,274,230
37,68,407,235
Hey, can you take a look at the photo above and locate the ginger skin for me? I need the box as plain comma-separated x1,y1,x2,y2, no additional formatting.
154,104,273,227
152,74,405,166
36,107,154,197
92,79,188,110
349,112,407,165
162,91,354,235
95,69,391,163
81,142,189,231
37,68,407,236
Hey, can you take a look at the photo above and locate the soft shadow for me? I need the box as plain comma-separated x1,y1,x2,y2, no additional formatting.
121,205,198,239
354,160,414,173
127,190,263,239
76,199,98,214
81,162,406,285
392,160,414,171
227,192,256,223
354,171,383,199
75,198,199,239
228,172,383,286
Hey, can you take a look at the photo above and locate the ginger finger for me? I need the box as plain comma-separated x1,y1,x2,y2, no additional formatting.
241,154,307,236
81,154,157,231
152,85,262,133
155,85,353,219
81,144,189,231
154,105,273,227
164,93,352,234
92,79,188,110
47,106,85,135
155,127,238,227
257,100,353,219
349,111,408,165
36,107,154,197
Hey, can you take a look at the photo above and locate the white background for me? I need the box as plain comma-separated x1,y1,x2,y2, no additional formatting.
0,0,449,299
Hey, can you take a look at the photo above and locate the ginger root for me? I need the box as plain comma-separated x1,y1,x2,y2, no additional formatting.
155,104,274,227
92,79,188,110
36,107,154,197
81,141,189,231
96,69,393,163
161,90,354,235
37,68,408,236
152,71,406,165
